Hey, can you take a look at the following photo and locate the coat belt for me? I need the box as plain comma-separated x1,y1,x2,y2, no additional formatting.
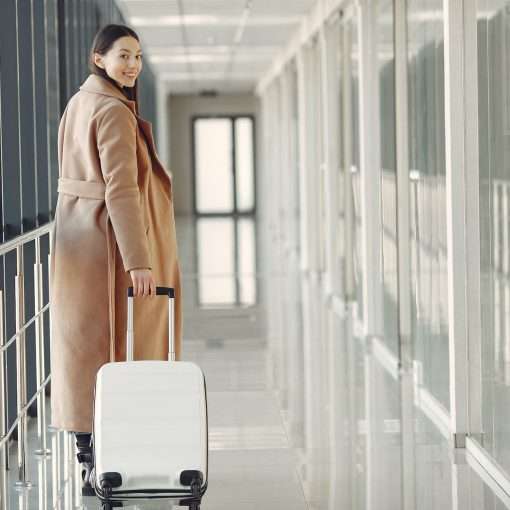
57,177,106,200
57,177,117,363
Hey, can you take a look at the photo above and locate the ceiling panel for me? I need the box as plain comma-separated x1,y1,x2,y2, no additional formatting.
182,25,238,46
136,26,184,47
238,24,298,46
168,79,256,94
122,0,316,16
249,0,319,15
116,0,317,93
174,0,247,15
122,0,246,16
228,59,271,74
121,0,180,16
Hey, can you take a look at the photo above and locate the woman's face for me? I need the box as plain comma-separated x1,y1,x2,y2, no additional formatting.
94,36,143,88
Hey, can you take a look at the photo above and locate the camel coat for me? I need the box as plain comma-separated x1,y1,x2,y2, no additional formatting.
49,73,182,433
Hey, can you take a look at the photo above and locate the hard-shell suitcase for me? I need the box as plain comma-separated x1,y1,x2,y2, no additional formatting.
91,287,208,510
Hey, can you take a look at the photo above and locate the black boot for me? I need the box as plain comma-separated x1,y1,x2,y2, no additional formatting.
74,432,95,496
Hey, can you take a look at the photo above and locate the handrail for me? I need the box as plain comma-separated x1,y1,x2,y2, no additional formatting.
0,303,49,354
0,221,54,498
0,223,52,257
0,374,51,449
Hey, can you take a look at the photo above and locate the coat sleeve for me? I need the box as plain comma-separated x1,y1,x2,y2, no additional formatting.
96,103,151,272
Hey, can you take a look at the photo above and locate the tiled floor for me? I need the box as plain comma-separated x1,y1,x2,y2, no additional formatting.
3,216,510,509
3,335,307,509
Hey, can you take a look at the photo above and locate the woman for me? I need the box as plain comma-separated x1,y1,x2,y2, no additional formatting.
49,24,182,491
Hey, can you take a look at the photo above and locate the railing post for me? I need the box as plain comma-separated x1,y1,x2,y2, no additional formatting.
0,291,7,510
51,429,58,508
34,237,50,457
14,246,31,489
63,431,72,507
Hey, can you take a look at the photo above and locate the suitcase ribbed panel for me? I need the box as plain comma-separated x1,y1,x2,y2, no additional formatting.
93,360,207,492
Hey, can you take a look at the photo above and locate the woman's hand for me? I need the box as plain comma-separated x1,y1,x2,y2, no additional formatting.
129,268,156,297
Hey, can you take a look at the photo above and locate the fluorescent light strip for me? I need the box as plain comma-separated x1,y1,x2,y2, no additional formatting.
130,15,302,27
234,4,252,45
150,53,271,64
160,72,259,81
146,46,281,56
175,0,194,88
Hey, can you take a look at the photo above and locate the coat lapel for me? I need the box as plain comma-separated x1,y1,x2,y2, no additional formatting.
79,74,171,189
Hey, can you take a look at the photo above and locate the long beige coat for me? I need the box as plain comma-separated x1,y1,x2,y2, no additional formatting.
50,73,182,433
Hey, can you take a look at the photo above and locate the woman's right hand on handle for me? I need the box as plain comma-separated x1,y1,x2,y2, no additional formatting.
129,269,156,297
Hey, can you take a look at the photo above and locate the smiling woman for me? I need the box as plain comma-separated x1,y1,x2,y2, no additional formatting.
94,35,143,89
49,23,182,494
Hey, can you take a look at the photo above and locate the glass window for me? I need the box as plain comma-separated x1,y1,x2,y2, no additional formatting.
350,16,363,319
379,0,399,354
407,0,449,410
193,116,256,215
477,0,510,474
235,118,255,212
194,118,234,214
196,217,257,307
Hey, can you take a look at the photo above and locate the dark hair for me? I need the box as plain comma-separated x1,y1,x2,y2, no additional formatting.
88,24,141,112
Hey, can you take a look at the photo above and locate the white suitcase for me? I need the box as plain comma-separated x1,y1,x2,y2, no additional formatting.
91,287,208,510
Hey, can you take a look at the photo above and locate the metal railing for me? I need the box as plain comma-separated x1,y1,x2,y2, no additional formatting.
0,222,60,508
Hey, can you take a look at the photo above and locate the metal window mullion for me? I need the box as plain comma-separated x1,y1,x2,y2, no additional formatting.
357,2,383,509
358,0,383,337
442,0,484,502
462,0,482,440
394,0,416,509
296,48,311,273
343,22,355,302
280,69,292,256
231,117,237,215
319,20,341,297
307,41,321,276
444,0,470,442
234,218,240,306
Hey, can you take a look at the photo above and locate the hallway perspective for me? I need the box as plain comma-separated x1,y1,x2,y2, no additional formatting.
0,217,509,509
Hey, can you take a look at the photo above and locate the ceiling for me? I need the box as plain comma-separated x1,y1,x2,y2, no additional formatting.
116,0,317,94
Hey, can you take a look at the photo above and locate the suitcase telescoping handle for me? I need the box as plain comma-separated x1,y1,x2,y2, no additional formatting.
126,287,175,362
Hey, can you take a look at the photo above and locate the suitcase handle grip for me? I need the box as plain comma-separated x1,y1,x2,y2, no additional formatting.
126,286,175,362
127,286,174,298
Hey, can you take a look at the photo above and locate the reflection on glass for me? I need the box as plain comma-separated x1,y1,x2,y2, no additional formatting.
477,0,510,477
414,408,452,509
350,15,364,319
196,217,257,307
237,217,256,305
235,118,255,212
194,118,234,213
372,361,402,510
197,217,235,305
407,0,449,410
379,0,399,355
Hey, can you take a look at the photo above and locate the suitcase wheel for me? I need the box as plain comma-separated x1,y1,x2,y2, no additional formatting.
101,502,123,510
180,469,204,496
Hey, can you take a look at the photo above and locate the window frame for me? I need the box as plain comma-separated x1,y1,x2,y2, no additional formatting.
190,114,257,217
